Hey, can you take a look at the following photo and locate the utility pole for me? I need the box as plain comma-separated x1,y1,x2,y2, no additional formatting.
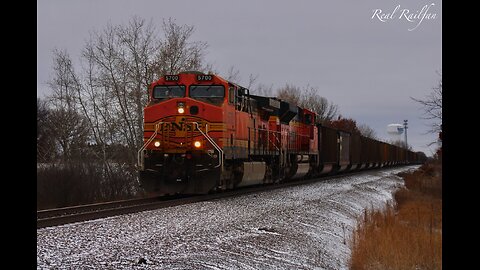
403,119,408,163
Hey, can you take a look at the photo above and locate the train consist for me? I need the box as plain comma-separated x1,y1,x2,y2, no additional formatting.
138,72,423,195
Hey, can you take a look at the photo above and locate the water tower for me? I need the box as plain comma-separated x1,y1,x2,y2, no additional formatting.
387,124,404,142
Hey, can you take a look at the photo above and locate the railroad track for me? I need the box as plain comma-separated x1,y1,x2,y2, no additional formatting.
37,196,188,229
37,166,413,229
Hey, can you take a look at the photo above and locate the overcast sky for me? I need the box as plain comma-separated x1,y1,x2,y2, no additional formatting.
37,0,442,155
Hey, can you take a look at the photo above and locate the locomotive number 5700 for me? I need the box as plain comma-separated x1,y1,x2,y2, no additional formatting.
197,75,213,81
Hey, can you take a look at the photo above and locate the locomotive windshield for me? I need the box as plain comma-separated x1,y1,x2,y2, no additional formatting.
189,85,224,105
153,85,185,99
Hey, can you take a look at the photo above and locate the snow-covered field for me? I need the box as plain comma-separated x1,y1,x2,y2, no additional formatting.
37,166,419,269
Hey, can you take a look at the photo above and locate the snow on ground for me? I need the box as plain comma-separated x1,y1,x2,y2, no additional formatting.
37,166,419,269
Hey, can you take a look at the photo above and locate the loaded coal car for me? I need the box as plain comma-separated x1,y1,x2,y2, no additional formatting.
312,125,351,175
397,146,406,164
360,136,375,169
379,141,388,167
338,130,351,172
317,125,338,175
389,144,398,166
349,133,362,171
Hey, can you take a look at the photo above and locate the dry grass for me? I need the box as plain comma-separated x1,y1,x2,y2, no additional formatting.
350,162,442,270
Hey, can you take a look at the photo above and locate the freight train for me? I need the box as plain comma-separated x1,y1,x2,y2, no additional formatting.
137,71,423,195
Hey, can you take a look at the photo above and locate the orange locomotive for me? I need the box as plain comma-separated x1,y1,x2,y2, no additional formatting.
137,71,318,194
137,71,424,195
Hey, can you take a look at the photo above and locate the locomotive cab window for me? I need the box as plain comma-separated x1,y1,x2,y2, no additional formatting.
305,114,312,125
152,85,185,100
189,85,225,105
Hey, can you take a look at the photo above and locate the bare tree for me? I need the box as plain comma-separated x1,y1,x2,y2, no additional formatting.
301,86,339,122
48,48,80,112
47,108,90,161
357,123,377,139
224,66,264,96
37,98,56,162
412,71,442,134
328,117,360,133
247,73,259,89
253,83,274,96
277,83,302,105
153,18,209,75
81,16,161,167
277,84,339,122
47,49,90,161
77,17,209,161
225,65,241,82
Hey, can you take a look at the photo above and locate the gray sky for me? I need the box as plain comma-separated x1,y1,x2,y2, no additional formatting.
37,0,442,155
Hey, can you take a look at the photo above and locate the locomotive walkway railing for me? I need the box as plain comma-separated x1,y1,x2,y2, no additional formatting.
248,127,281,156
192,122,223,169
137,122,164,170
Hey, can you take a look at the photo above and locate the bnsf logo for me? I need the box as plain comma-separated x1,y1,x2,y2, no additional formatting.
147,116,209,137
145,116,224,138
160,121,207,132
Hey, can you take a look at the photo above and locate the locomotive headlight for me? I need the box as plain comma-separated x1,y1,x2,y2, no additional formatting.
177,102,185,114
154,141,161,147
194,141,202,148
